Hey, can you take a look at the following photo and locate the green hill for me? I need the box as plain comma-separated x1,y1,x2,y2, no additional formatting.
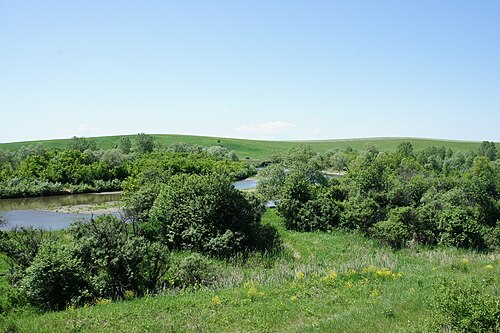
0,134,495,161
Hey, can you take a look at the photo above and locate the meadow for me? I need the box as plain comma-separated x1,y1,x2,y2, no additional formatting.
1,210,498,332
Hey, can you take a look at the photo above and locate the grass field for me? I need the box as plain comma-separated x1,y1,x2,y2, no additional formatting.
0,134,496,161
2,210,498,332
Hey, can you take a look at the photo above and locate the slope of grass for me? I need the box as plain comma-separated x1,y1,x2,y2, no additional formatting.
2,210,498,332
0,134,495,161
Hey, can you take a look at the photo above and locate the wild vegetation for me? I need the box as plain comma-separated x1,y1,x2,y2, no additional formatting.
261,141,500,251
0,134,253,198
1,134,497,161
0,136,499,332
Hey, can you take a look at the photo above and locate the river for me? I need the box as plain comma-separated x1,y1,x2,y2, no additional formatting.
0,180,259,230
0,192,122,231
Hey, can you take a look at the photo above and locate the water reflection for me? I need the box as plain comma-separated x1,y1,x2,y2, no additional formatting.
0,210,113,230
233,179,258,190
0,192,121,212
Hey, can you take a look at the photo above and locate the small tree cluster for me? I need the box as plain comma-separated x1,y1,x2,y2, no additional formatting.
148,173,279,257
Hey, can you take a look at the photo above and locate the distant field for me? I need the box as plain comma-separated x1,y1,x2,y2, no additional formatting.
0,134,496,161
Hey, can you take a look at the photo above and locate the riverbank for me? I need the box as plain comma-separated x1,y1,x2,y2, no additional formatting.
48,201,122,215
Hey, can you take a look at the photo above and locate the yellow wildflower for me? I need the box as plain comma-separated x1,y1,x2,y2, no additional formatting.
124,290,135,300
211,296,221,304
322,269,338,283
362,265,378,273
290,295,298,302
484,264,493,270
375,268,392,278
96,298,111,306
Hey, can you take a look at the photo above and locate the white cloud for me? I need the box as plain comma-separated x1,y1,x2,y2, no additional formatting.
234,121,296,138
59,123,108,138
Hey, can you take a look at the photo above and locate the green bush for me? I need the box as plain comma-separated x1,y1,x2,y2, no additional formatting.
431,279,500,332
149,173,277,257
276,171,314,230
21,242,92,311
341,194,385,232
0,226,57,281
71,215,170,299
437,206,487,249
0,280,26,314
371,207,415,249
169,253,216,289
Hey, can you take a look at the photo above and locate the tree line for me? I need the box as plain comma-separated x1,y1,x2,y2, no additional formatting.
0,133,251,198
259,141,499,250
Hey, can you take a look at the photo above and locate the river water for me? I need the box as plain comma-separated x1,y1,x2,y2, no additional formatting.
0,192,122,230
0,181,259,230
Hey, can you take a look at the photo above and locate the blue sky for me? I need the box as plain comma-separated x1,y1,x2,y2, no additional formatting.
1,1,499,143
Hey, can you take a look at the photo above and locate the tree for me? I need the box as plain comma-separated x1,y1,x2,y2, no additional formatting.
396,142,414,157
148,173,278,257
276,171,314,230
118,136,132,154
135,133,154,154
478,141,497,161
100,149,126,168
21,242,92,310
0,226,58,280
68,136,97,152
256,145,327,201
70,215,170,298
371,207,416,249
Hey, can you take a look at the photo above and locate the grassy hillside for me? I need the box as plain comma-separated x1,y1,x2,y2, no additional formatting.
3,210,498,333
0,134,495,161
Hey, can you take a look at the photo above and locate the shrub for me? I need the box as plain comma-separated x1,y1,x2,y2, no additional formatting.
371,207,415,249
431,279,500,332
21,242,92,311
276,171,314,230
0,226,57,280
149,173,277,257
437,206,487,249
71,215,170,299
341,194,385,232
170,253,216,289
0,280,26,314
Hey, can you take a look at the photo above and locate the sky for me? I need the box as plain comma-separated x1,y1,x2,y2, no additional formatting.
1,1,500,143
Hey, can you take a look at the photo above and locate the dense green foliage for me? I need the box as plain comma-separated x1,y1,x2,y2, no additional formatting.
1,210,498,332
70,216,170,299
0,138,269,311
260,141,500,251
1,134,497,162
0,138,499,331
21,242,92,311
431,278,499,332
0,134,251,199
0,227,58,280
147,173,278,257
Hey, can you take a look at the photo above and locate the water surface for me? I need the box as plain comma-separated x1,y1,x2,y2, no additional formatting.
0,181,261,230
0,192,121,211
